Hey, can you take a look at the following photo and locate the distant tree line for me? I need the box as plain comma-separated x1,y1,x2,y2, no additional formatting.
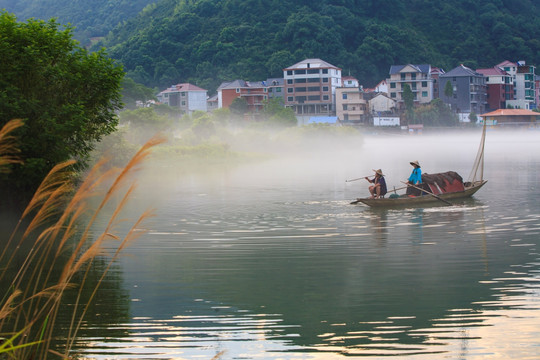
90,0,540,93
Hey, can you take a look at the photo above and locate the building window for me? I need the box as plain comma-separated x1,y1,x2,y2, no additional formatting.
322,69,328,74
391,92,396,98
308,95,320,101
288,96,293,101
287,70,293,75
287,88,293,93
422,91,428,97
401,73,406,80
323,95,329,100
343,104,348,110
308,77,319,83
182,101,186,105
181,92,186,96
307,69,319,74
322,86,329,91
422,81,427,87
296,96,306,102
390,82,396,88
287,79,293,84
322,78,329,83
308,86,319,92
295,69,306,75
276,87,282,92
236,88,240,93
295,78,306,83
342,93,348,99
296,87,306,92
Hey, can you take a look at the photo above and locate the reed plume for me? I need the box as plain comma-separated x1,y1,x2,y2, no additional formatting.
0,119,166,359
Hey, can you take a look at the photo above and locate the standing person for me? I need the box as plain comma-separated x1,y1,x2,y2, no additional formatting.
365,169,387,199
406,160,422,196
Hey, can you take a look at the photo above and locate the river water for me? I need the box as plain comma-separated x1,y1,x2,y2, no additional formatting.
74,129,540,359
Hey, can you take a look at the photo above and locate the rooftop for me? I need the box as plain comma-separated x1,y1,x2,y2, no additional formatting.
284,58,340,70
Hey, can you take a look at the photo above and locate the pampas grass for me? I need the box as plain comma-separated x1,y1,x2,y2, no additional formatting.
0,119,166,359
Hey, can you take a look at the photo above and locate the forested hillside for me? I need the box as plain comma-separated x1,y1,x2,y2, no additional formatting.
5,0,540,94
0,0,157,45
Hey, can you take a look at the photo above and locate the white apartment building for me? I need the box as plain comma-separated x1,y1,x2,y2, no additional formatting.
157,83,208,114
283,58,342,116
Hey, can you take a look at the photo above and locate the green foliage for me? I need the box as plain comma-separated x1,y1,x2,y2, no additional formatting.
229,97,248,115
413,98,459,127
0,12,124,199
444,80,454,98
121,77,157,109
119,107,174,144
82,0,540,92
0,0,157,46
261,98,297,127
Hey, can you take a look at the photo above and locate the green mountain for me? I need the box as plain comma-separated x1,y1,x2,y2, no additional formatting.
0,0,158,45
6,0,540,94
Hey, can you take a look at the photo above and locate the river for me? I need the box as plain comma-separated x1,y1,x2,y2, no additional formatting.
72,128,540,359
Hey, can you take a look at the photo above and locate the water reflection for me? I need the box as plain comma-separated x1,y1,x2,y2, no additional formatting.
70,132,540,359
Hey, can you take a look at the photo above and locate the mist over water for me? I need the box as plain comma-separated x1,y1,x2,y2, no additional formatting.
76,128,540,359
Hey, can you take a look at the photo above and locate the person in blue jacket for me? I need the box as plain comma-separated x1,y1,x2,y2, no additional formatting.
406,160,422,196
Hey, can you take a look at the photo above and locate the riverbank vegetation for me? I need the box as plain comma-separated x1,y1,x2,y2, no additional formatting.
0,119,165,359
0,11,124,205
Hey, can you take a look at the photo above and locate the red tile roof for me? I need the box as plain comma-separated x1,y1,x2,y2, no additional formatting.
480,109,539,117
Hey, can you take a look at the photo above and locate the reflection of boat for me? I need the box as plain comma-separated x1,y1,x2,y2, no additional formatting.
353,121,488,208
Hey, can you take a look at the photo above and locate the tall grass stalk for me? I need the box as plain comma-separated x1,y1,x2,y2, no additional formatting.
0,119,166,359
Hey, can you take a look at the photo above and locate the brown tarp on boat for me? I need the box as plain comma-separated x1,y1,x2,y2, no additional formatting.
421,171,464,195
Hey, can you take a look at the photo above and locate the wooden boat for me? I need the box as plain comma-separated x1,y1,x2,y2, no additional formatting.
352,121,488,208
352,180,487,207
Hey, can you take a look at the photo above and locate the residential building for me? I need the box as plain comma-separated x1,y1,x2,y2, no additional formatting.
335,87,368,125
535,75,540,108
497,60,537,109
207,94,218,111
479,109,540,126
342,76,359,88
369,93,397,115
156,83,208,113
476,66,513,111
387,64,434,110
439,64,487,119
265,78,285,102
283,58,342,117
430,67,445,99
217,79,268,113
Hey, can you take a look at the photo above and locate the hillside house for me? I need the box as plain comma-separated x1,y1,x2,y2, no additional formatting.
476,66,513,111
335,87,368,125
283,58,342,118
439,65,487,119
497,60,537,109
387,64,434,110
157,83,208,113
265,78,285,103
430,67,445,99
217,80,268,112
342,76,359,88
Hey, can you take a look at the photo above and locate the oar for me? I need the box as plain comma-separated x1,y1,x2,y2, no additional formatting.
401,181,453,206
345,175,373,182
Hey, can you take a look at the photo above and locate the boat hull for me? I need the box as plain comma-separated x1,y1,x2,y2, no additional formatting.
353,181,487,208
